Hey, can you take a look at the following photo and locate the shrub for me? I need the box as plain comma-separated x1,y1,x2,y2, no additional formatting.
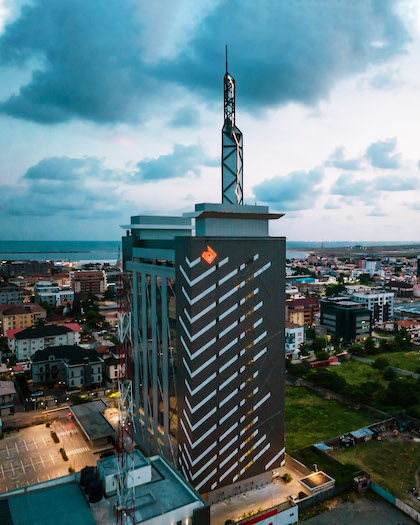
69,466,75,473
51,431,59,443
46,422,50,428
282,473,293,483
383,367,396,381
372,357,389,370
59,447,68,461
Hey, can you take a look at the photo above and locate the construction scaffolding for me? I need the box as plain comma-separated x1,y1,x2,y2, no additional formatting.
116,273,136,525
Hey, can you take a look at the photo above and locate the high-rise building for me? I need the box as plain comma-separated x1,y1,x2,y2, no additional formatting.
122,60,286,497
352,290,394,323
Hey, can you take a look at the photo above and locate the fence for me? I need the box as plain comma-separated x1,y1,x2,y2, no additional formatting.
371,481,420,523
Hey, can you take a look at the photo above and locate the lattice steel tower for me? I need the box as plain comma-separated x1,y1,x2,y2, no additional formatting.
222,47,243,204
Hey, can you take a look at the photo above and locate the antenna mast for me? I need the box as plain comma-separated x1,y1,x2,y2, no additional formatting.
222,46,243,204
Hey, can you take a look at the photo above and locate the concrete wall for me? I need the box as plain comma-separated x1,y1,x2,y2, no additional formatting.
206,470,273,504
371,481,420,523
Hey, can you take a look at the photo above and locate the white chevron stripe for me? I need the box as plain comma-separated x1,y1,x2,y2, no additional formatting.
185,373,217,396
219,448,238,469
179,316,216,342
265,447,285,470
185,389,216,414
183,354,216,379
195,468,217,491
181,335,217,361
218,257,229,267
180,264,216,287
218,268,238,286
219,337,238,356
185,256,201,268
219,461,238,482
220,435,238,455
182,284,216,305
183,407,217,431
254,261,271,278
184,302,216,323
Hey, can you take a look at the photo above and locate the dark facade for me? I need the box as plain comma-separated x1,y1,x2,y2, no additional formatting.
320,298,371,342
176,236,285,493
122,203,286,496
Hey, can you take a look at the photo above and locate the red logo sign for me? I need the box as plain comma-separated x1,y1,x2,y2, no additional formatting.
202,246,217,264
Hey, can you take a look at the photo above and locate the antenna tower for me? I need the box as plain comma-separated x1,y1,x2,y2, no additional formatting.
116,273,135,525
222,46,244,204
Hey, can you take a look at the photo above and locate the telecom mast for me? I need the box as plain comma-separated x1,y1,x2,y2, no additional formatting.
116,273,135,525
222,46,243,204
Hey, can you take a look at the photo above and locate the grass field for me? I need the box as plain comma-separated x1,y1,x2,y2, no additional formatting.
332,360,388,387
332,439,420,511
285,385,378,452
371,351,420,373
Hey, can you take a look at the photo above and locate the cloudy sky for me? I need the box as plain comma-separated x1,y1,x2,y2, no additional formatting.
0,0,419,242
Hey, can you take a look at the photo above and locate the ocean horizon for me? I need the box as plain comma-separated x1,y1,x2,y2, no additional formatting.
0,240,417,262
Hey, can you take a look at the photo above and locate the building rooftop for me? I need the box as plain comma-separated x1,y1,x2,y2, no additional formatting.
0,380,16,396
13,324,72,340
98,449,149,477
32,345,102,365
70,400,115,441
0,476,95,525
286,297,319,307
285,321,302,329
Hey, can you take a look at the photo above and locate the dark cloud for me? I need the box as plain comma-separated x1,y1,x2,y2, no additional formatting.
326,147,362,170
135,144,217,181
253,168,323,211
0,156,126,218
0,0,410,124
168,106,200,128
365,137,401,169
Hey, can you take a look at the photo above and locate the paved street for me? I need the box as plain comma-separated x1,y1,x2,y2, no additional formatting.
0,418,103,494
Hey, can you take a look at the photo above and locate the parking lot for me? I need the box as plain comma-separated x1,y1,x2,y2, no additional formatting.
0,417,104,493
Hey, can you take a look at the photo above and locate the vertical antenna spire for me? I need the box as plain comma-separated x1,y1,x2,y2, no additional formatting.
222,48,243,205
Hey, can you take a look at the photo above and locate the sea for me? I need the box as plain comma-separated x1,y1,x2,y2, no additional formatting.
0,240,415,263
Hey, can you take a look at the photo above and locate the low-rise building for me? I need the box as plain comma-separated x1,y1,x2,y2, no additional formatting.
7,324,80,361
93,451,210,524
0,380,16,415
384,280,414,298
320,297,371,342
32,344,103,388
0,303,46,335
286,297,320,326
34,280,74,307
71,270,106,299
0,282,23,305
352,290,394,323
285,321,305,358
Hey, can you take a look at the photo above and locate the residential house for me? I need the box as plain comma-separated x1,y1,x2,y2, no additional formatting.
286,297,320,326
285,321,305,358
0,282,23,305
0,303,46,336
7,323,81,361
32,345,103,388
0,380,16,415
34,281,74,307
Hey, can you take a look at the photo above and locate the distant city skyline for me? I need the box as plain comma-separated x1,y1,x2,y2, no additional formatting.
0,0,420,241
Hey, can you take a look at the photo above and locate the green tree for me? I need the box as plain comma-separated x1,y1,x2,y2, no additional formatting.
325,283,346,296
363,336,376,355
315,350,329,361
359,273,374,285
312,336,327,354
103,288,116,300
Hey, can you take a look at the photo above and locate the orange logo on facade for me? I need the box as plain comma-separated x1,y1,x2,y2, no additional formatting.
201,246,217,264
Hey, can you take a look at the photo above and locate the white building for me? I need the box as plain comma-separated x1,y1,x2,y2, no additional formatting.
352,290,394,324
365,259,381,276
285,321,305,358
7,324,80,361
34,280,74,307
95,451,210,524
